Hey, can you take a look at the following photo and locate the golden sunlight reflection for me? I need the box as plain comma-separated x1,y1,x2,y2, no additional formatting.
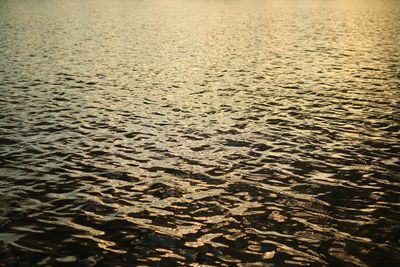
0,0,399,265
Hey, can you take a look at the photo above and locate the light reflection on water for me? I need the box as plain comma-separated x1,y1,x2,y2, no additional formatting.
0,0,399,266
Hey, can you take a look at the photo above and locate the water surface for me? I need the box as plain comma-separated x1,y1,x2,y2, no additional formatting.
1,0,400,266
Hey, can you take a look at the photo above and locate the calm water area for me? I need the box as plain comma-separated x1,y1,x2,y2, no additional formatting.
0,0,400,266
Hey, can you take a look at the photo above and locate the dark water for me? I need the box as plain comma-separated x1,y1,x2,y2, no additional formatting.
1,0,400,266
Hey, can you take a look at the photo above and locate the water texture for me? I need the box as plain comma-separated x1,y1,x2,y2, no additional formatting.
0,0,400,266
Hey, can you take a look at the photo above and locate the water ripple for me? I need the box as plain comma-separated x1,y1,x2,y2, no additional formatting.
1,0,400,266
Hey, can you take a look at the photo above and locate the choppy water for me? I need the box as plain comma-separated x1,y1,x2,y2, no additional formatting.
1,0,400,266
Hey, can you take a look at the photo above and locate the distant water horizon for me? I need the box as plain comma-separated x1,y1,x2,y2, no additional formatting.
0,0,399,266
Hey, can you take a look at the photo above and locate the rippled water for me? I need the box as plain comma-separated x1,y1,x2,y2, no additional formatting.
1,0,400,266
